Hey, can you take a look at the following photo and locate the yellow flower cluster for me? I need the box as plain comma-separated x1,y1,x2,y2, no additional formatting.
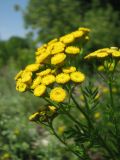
29,105,57,122
15,28,89,102
84,47,120,60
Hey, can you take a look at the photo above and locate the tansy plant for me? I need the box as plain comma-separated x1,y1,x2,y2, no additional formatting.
14,27,120,160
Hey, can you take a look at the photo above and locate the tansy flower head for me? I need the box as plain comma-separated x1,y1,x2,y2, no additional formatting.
60,34,74,44
16,81,27,92
70,71,85,83
62,66,76,73
36,69,51,77
25,64,40,72
51,42,65,55
35,51,50,64
34,84,46,96
50,87,66,102
65,46,80,54
31,76,41,89
48,38,58,45
41,74,55,85
21,71,32,83
51,53,66,65
56,73,70,84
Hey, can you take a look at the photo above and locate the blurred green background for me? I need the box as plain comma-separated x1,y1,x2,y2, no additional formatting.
0,0,120,159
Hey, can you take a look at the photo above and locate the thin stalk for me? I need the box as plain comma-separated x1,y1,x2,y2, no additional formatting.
72,93,116,160
49,122,85,160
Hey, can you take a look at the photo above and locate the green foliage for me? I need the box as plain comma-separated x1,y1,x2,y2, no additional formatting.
24,0,120,49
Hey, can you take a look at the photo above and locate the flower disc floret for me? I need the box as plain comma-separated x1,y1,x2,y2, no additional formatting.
50,87,66,102
41,74,55,85
65,46,80,54
70,71,85,83
56,73,70,84
36,51,50,64
34,84,46,96
51,53,66,65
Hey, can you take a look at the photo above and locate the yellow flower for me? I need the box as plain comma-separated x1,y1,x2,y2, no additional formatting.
65,46,80,54
51,42,65,55
50,87,66,102
48,38,58,45
56,73,70,84
16,81,27,92
51,53,66,65
62,66,76,73
36,51,50,64
31,76,41,89
79,27,90,33
41,74,55,85
35,44,47,56
60,34,74,44
72,30,84,38
96,52,108,58
14,70,23,80
25,64,40,72
34,84,46,96
21,71,32,83
70,71,85,83
36,69,51,76
112,50,120,58
29,112,40,121
48,106,57,112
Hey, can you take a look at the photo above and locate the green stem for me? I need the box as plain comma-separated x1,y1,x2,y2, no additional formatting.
72,93,116,160
49,122,85,160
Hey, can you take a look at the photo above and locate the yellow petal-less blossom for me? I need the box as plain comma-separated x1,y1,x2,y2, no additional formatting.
72,30,84,38
112,51,120,58
62,66,76,73
48,38,58,45
34,84,46,96
60,34,74,44
25,64,40,72
14,70,23,80
51,42,65,55
21,71,32,83
79,27,90,33
96,52,108,58
56,73,70,84
16,80,27,92
36,51,50,64
29,112,40,121
41,74,55,85
50,87,66,102
35,44,47,56
31,76,42,89
65,46,80,54
70,71,85,83
84,48,120,60
97,65,104,72
51,53,66,65
36,69,51,76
